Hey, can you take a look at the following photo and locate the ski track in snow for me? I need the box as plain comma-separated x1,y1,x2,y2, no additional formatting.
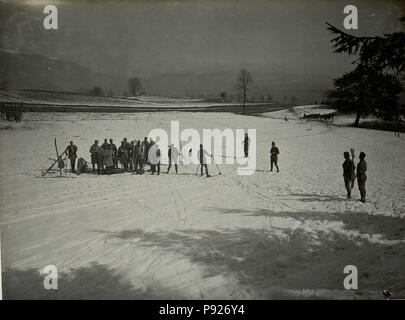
1,110,404,300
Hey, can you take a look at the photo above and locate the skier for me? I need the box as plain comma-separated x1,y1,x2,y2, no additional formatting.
66,141,78,173
197,144,211,177
89,140,100,173
356,152,367,203
269,141,280,172
167,144,179,174
342,151,356,198
243,133,250,157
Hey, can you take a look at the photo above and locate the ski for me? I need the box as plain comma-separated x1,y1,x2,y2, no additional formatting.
41,138,67,177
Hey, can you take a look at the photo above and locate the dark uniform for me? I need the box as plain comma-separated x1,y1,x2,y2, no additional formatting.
198,145,210,177
134,141,142,173
270,143,280,172
342,154,356,198
356,155,367,202
243,134,250,157
129,142,135,172
66,143,78,172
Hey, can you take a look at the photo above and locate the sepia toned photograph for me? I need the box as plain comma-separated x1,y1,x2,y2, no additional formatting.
0,0,404,302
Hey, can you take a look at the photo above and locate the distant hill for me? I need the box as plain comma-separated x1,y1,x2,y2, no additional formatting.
0,49,126,94
0,49,334,104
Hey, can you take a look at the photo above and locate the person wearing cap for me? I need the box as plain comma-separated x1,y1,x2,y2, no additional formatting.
356,152,367,203
269,141,280,172
342,151,356,198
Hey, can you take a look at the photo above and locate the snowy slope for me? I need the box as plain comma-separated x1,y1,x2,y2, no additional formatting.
0,111,404,299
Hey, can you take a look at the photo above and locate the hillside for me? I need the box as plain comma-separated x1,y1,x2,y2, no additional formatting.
0,49,126,94
1,49,334,103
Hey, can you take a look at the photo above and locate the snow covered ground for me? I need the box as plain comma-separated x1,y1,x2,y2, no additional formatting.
0,109,404,299
0,90,273,111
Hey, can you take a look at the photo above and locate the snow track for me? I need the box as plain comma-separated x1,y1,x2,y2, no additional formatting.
1,111,404,299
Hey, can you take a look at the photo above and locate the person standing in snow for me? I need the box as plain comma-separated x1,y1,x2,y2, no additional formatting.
356,152,367,203
101,138,109,150
89,140,100,173
129,140,136,172
167,144,179,174
134,140,143,173
243,133,250,157
118,141,129,171
66,141,78,173
100,138,109,173
104,144,114,173
142,137,150,166
342,151,356,198
149,141,161,175
110,139,118,169
197,144,211,177
270,141,280,172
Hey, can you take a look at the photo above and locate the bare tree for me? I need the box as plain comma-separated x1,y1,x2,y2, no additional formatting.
128,77,142,97
236,69,252,114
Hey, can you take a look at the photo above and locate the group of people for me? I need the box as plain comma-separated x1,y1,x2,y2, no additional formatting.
0,102,23,122
63,137,215,177
88,137,160,175
63,134,367,203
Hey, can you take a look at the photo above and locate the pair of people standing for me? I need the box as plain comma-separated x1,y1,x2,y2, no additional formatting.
244,134,280,173
342,151,367,202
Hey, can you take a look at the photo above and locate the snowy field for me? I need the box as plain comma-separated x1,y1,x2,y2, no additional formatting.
0,109,404,299
0,90,272,111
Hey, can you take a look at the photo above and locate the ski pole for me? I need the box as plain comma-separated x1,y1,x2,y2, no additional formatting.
211,155,222,175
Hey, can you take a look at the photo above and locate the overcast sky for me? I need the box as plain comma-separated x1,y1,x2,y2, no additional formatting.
1,0,403,78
